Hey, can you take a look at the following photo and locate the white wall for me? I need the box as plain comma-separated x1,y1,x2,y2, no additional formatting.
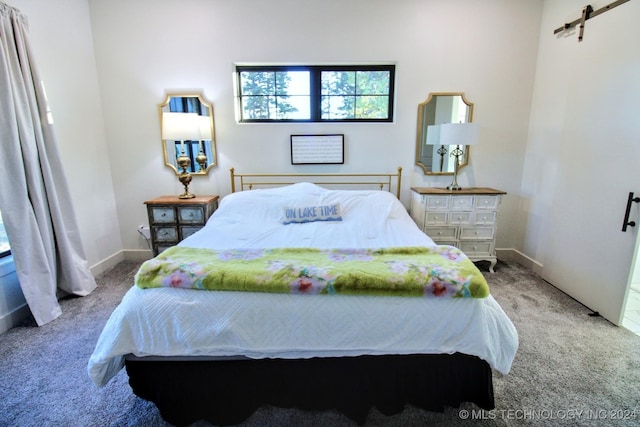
0,0,544,267
7,0,122,273
88,0,543,253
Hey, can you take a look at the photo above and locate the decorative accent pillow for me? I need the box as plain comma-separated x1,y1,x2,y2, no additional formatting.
282,203,342,224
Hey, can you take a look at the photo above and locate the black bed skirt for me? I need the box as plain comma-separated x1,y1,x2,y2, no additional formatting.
125,353,494,426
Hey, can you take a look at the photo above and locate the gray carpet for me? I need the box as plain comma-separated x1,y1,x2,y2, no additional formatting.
1,260,639,427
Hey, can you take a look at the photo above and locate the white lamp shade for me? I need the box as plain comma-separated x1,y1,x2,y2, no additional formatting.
162,112,201,141
199,116,212,140
426,124,441,146
439,122,479,146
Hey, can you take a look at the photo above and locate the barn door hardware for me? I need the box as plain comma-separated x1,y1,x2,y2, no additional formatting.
621,192,640,232
553,0,630,42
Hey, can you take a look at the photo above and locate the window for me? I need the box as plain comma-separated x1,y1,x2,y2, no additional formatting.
236,65,395,122
0,211,9,258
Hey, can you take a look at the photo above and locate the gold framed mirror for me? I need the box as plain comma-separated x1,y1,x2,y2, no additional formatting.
159,92,217,175
415,92,474,175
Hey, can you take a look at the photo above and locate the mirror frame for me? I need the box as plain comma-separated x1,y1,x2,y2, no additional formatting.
158,92,217,175
415,92,474,175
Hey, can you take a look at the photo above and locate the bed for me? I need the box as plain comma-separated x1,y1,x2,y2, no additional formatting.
88,169,518,426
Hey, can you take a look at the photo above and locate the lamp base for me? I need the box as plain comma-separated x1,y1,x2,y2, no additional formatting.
447,146,464,191
177,153,195,199
178,171,195,199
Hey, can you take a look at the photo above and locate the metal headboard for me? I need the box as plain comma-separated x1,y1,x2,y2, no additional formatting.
230,167,402,199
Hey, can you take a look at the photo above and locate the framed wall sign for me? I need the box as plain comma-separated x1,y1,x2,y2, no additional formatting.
290,134,344,165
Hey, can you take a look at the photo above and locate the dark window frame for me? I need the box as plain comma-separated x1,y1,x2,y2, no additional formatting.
236,64,395,123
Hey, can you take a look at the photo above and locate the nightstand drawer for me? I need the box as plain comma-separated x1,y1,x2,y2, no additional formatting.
181,226,202,239
153,226,178,242
151,207,176,223
425,212,448,225
179,206,204,224
459,227,495,240
156,245,174,254
425,196,449,210
449,211,472,225
459,241,493,256
476,196,500,210
473,211,497,225
425,226,458,240
450,196,474,210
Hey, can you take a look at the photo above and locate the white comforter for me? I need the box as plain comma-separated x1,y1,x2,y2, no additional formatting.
89,183,518,386
181,182,438,250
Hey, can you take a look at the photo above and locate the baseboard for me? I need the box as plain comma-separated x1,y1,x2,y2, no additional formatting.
123,249,154,262
89,250,153,277
496,248,543,274
89,251,125,277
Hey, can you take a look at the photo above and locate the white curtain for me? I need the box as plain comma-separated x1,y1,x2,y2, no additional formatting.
0,3,96,326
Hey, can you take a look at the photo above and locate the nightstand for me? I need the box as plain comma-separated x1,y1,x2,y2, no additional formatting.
144,195,219,256
410,187,506,272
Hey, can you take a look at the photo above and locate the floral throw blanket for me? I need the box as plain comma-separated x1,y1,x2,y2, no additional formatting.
135,246,489,298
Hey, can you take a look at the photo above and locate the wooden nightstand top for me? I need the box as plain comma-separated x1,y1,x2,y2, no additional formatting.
144,195,220,205
411,187,506,195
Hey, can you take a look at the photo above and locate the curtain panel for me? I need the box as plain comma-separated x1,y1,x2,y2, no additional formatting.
0,3,96,326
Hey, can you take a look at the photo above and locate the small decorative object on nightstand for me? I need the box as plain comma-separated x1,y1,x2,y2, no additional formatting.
410,187,506,272
144,195,219,256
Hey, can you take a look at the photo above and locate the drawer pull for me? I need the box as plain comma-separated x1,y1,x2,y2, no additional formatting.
457,216,462,220
474,231,479,235
473,246,478,250
161,213,166,217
